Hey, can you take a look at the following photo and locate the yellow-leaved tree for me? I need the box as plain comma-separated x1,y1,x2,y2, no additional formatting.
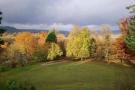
47,43,63,60
66,26,91,60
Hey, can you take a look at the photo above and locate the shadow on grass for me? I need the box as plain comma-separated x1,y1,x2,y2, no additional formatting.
114,72,135,90
0,79,36,90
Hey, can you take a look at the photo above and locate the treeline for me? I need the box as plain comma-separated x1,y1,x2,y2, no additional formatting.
0,11,135,68
0,20,134,69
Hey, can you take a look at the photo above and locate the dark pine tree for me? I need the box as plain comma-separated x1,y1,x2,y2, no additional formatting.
0,11,2,24
46,30,57,43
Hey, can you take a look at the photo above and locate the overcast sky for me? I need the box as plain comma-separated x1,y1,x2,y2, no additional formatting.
0,0,134,30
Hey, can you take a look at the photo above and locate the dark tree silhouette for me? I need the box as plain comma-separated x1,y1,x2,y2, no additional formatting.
0,11,5,45
0,11,5,35
46,30,57,43
0,11,2,24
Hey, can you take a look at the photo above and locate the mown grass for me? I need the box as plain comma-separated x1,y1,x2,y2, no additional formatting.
0,61,135,90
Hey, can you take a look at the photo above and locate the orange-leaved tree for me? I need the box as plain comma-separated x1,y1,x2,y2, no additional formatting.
112,35,129,63
38,32,48,47
15,32,37,58
119,18,129,36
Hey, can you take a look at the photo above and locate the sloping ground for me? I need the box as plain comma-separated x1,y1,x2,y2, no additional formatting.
0,61,135,90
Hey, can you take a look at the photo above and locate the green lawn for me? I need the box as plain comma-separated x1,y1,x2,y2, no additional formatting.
0,61,135,90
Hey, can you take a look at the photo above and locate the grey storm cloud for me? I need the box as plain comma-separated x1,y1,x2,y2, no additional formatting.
0,0,134,29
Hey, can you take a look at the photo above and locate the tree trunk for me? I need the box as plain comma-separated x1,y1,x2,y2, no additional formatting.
121,59,123,63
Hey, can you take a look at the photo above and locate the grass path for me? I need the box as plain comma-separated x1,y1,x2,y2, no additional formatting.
41,60,90,66
0,61,135,90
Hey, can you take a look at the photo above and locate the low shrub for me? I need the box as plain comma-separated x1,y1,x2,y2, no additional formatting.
32,46,48,62
0,66,11,72
6,80,36,90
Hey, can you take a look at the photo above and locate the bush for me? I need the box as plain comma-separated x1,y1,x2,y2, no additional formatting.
7,80,36,90
58,40,66,57
32,46,48,62
0,66,11,72
0,28,6,35
0,44,28,68
0,38,4,45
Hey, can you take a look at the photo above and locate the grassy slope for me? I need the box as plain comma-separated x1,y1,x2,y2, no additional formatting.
0,61,135,90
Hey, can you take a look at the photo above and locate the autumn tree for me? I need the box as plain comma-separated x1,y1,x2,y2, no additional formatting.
38,32,48,47
124,5,135,54
110,4,135,63
90,38,97,58
47,43,63,60
78,27,91,60
66,26,80,58
14,32,37,60
1,32,39,66
32,46,48,62
112,36,129,63
31,32,49,62
66,26,91,60
112,18,130,63
100,25,112,62
57,33,66,56
8,43,27,67
119,18,128,36
0,41,29,68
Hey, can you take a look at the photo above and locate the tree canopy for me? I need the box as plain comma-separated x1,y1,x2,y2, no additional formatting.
125,16,135,51
46,30,57,43
66,26,91,60
126,4,135,13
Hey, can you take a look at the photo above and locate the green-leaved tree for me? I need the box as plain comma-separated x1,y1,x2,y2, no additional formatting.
125,5,135,52
46,30,57,43
125,16,135,51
